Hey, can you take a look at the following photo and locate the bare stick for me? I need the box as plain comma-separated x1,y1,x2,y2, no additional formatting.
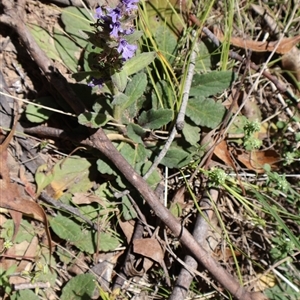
169,189,219,300
176,31,198,130
144,32,198,179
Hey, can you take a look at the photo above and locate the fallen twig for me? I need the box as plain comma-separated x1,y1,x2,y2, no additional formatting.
169,188,219,300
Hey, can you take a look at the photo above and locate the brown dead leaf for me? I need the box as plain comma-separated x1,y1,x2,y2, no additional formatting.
118,218,135,244
213,26,300,54
133,238,164,266
9,210,22,241
236,149,280,173
214,140,235,169
281,46,300,81
72,192,107,206
12,237,39,276
0,149,52,258
3,236,38,275
213,247,242,261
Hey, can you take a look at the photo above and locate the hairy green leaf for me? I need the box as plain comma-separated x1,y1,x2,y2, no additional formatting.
25,96,57,123
123,52,156,76
111,68,128,92
122,73,147,110
151,80,173,109
60,7,93,47
11,290,40,300
78,112,108,128
122,195,137,220
98,232,120,252
127,123,146,144
61,274,96,300
182,120,201,145
138,108,173,129
53,28,82,73
144,0,186,38
35,156,94,197
28,23,62,63
0,220,35,244
112,92,129,106
50,216,82,244
96,158,118,176
120,143,148,171
161,147,193,168
154,26,178,64
186,97,225,128
141,161,162,188
190,71,235,98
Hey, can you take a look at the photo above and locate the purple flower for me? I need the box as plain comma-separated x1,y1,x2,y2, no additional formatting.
95,7,103,19
117,39,137,60
107,7,122,23
124,27,134,35
122,0,139,11
88,77,104,88
110,21,123,38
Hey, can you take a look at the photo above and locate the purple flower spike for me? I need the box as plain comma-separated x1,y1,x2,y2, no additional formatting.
117,39,137,60
88,77,104,88
122,0,139,11
107,7,122,23
124,27,134,35
110,21,123,38
95,7,103,19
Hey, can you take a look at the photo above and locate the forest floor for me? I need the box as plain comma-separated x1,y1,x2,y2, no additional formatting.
0,0,300,299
